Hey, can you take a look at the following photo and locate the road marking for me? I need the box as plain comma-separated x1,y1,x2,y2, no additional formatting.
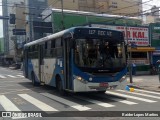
18,94,58,111
16,75,24,78
95,94,138,105
0,95,20,111
0,89,30,95
105,91,157,103
18,73,23,74
74,96,115,107
0,75,7,78
7,75,17,78
41,93,91,111
134,89,160,95
108,97,138,105
117,90,160,100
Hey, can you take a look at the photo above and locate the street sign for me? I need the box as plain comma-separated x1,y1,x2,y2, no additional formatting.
0,16,9,20
33,21,53,33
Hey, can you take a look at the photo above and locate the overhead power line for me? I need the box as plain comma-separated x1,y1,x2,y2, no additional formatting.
0,0,154,15
1,0,158,30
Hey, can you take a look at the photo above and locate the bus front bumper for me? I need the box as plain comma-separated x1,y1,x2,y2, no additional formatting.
73,77,127,92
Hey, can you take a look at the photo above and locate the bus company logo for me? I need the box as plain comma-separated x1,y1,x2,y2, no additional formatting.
2,112,11,117
1,112,42,118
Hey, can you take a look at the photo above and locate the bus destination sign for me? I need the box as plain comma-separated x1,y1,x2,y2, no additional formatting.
74,28,123,40
88,30,112,37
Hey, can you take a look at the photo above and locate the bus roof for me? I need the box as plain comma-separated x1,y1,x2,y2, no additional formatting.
24,27,75,47
24,26,123,47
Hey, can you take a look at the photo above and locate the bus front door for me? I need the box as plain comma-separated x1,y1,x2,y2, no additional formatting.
64,38,72,90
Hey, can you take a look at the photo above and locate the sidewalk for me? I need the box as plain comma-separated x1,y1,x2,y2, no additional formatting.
127,75,160,92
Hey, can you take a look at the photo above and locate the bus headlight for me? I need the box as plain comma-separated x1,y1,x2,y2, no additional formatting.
89,77,92,81
119,75,127,83
77,76,82,81
76,76,88,84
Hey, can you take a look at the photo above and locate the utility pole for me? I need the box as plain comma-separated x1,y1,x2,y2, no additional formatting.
125,18,133,83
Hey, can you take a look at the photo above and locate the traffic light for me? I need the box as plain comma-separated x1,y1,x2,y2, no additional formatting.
9,14,15,24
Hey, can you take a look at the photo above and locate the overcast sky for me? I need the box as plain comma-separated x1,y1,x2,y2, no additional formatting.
0,0,160,37
143,0,160,10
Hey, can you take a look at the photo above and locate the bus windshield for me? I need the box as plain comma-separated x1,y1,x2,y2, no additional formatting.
74,38,126,73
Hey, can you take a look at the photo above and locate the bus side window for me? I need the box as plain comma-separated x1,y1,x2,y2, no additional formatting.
28,47,31,58
51,40,55,48
47,41,51,58
35,45,38,58
45,42,48,49
55,38,62,57
29,46,33,59
51,40,55,57
44,41,51,58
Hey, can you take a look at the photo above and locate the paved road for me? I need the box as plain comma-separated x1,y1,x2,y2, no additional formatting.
0,67,160,120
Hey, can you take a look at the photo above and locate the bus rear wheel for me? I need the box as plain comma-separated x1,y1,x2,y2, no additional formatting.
56,77,66,96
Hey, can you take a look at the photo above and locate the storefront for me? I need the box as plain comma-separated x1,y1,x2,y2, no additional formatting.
152,49,160,65
128,47,155,64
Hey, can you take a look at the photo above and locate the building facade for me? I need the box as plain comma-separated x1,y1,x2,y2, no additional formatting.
48,0,142,17
145,6,160,24
25,0,48,42
2,0,48,62
2,0,25,62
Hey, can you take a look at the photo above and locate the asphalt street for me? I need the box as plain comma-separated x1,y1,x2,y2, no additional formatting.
0,67,160,120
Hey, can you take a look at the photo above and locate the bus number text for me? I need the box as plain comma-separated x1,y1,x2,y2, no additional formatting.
89,30,96,35
89,30,112,36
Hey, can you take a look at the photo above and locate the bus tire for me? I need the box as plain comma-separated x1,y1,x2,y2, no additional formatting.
56,76,66,96
98,90,106,94
31,72,39,86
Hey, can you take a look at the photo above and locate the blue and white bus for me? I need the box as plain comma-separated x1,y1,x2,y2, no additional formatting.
23,27,127,94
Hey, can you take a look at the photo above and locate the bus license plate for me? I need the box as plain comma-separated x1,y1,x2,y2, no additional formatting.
99,83,108,87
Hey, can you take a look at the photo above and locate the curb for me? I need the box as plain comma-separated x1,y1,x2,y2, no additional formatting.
127,84,160,92
127,84,142,89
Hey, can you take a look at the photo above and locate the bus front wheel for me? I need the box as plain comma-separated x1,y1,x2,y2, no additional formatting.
31,72,39,86
98,90,106,94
